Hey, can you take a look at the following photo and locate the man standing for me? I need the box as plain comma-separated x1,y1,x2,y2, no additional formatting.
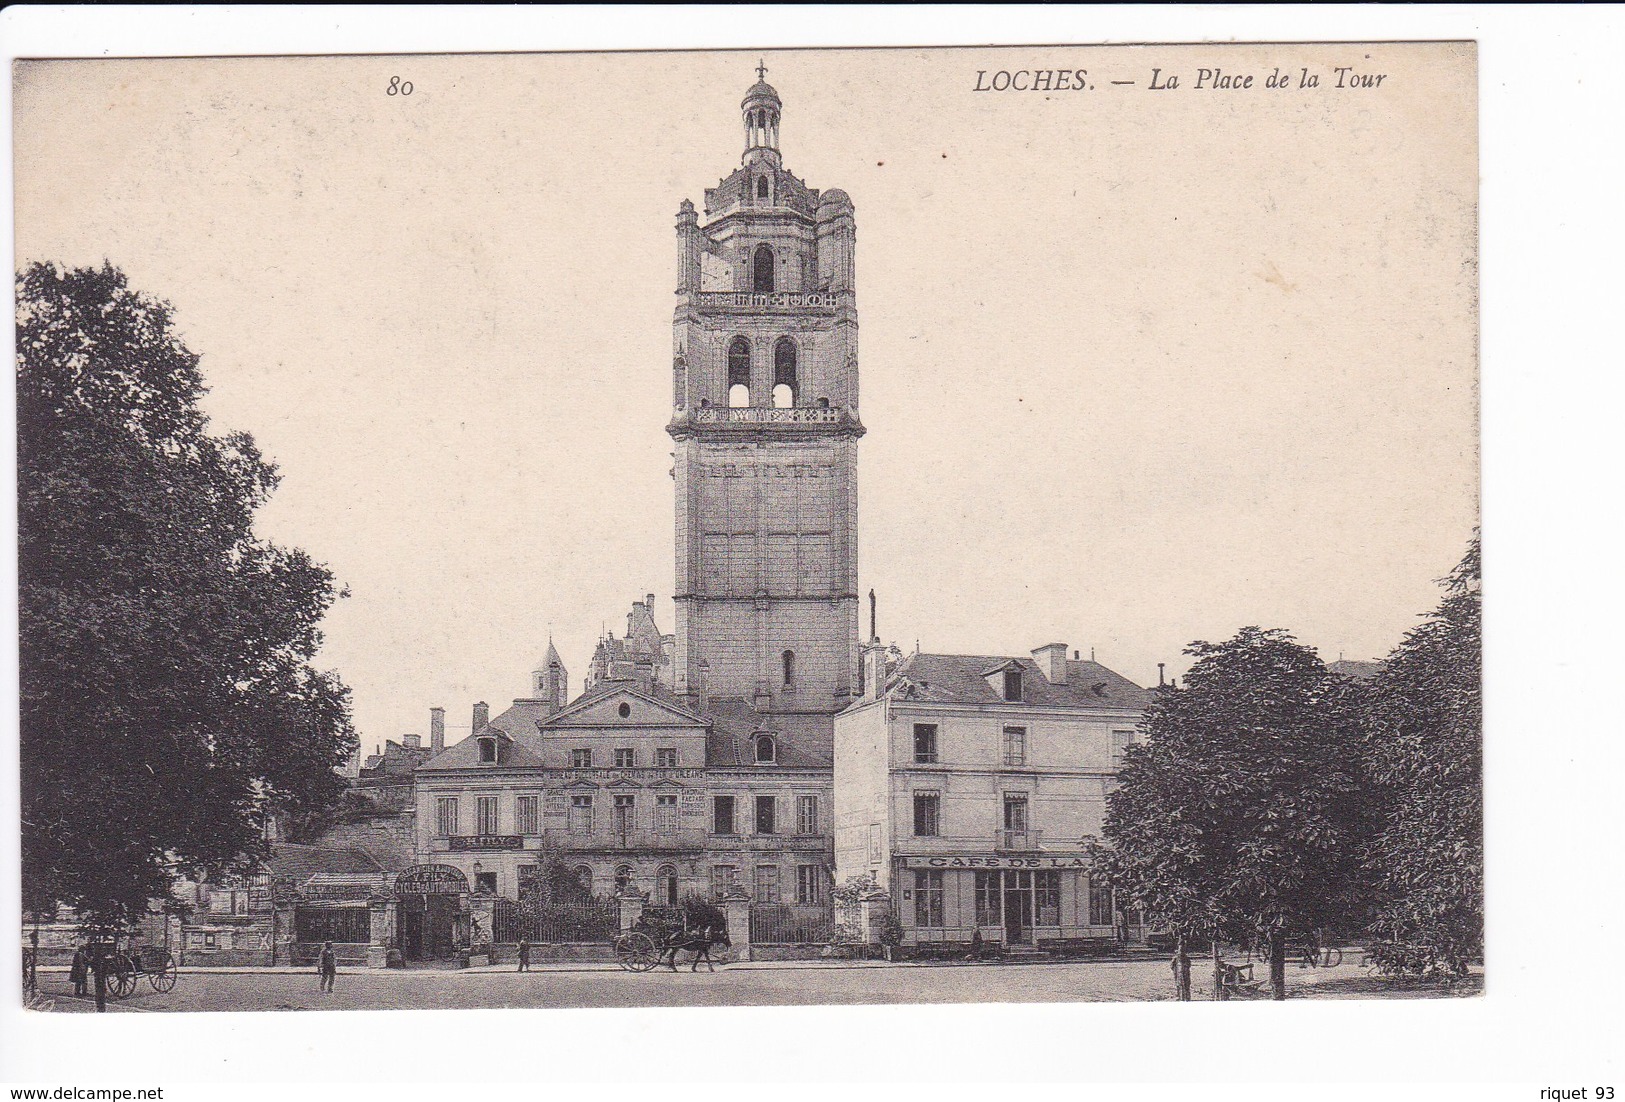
318,940,337,993
517,939,531,972
69,943,88,997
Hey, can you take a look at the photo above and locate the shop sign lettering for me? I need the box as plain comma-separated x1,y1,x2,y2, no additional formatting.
900,855,1092,870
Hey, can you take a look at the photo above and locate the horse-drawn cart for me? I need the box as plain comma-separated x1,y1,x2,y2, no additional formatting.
105,944,178,997
611,931,661,973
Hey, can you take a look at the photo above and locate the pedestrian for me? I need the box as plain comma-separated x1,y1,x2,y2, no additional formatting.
968,929,983,962
517,939,531,972
70,944,89,997
1114,908,1130,946
318,940,337,993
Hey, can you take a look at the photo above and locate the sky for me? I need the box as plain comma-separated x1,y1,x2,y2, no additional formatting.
13,44,1478,752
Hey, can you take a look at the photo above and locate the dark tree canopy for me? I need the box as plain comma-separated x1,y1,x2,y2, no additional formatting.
18,262,356,926
1102,627,1370,955
1361,538,1482,976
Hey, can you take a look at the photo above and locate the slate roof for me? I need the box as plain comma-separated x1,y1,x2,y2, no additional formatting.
1327,659,1385,682
266,842,384,885
703,698,834,769
882,653,1152,712
415,702,550,772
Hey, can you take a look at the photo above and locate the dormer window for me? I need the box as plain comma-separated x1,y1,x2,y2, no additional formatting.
478,736,498,763
755,734,777,764
1003,669,1023,702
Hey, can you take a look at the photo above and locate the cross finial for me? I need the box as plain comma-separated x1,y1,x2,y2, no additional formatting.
756,59,768,81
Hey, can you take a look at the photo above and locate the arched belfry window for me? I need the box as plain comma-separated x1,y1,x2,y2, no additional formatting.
782,649,796,689
753,244,775,293
757,176,770,200
773,338,797,409
727,337,751,408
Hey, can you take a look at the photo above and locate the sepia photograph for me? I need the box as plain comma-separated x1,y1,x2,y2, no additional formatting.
10,39,1485,1023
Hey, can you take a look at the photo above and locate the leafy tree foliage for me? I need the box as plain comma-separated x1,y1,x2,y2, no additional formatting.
18,262,356,927
1102,627,1370,997
1361,539,1482,976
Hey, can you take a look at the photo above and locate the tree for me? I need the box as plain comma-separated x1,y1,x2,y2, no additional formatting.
18,262,356,934
1102,627,1369,999
1361,538,1481,977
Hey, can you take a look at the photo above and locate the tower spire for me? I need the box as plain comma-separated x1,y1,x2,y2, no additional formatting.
741,66,782,164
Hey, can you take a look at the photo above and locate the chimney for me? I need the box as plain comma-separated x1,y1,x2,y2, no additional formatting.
868,588,877,642
472,700,489,734
1032,643,1069,685
864,643,888,701
402,733,421,750
1157,663,1166,688
646,592,656,611
430,706,446,752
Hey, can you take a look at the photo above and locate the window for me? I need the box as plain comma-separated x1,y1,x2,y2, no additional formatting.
1089,880,1115,927
1003,793,1029,844
796,794,818,836
435,797,458,837
756,175,770,200
614,748,635,768
656,864,679,906
755,795,777,835
975,871,1002,927
913,792,940,837
913,723,938,764
572,748,592,769
781,648,796,688
476,796,499,836
294,907,370,944
773,338,797,408
796,865,825,905
569,794,593,835
755,865,782,902
710,865,739,899
712,795,736,835
515,796,539,835
655,748,678,768
614,865,634,894
1112,730,1135,768
1035,871,1062,926
478,736,497,763
475,872,498,894
618,702,631,718
1003,669,1023,702
752,243,775,292
573,865,595,895
1003,726,1027,766
914,870,945,928
727,336,751,407
612,794,635,836
655,793,678,835
755,734,776,764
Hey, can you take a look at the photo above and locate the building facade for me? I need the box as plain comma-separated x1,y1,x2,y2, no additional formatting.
834,643,1153,952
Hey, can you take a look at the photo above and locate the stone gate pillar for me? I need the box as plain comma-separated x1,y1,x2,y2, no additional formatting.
723,891,752,963
366,899,392,968
467,892,496,967
619,889,647,932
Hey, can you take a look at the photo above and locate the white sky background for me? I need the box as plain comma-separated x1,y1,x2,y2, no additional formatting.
12,46,1477,752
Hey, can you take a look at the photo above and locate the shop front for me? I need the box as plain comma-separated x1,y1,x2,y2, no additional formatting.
896,853,1138,952
393,864,470,964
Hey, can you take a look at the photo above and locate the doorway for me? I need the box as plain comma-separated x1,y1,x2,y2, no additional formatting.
1002,870,1033,945
398,893,459,962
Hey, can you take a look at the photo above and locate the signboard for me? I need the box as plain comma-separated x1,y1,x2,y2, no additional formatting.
394,864,470,896
900,854,1093,871
449,835,522,851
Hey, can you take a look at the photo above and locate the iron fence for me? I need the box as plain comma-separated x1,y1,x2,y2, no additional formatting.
493,897,620,944
749,902,834,944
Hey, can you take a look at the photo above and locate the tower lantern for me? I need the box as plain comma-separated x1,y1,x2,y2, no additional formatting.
742,61,782,166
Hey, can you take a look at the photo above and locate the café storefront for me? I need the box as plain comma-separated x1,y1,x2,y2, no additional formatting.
896,852,1143,952
285,864,472,967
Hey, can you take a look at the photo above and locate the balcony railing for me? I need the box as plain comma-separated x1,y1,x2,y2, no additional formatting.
995,828,1044,851
695,290,838,314
691,406,844,426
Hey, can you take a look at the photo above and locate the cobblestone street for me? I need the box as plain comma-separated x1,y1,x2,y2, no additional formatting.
29,957,1481,1013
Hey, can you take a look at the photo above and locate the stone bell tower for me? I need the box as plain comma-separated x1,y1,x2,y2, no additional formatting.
668,65,863,722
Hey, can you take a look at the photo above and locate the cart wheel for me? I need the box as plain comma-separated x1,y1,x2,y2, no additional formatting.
108,959,136,998
627,932,660,973
150,953,178,993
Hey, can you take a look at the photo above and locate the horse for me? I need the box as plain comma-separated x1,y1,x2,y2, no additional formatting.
657,923,731,972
